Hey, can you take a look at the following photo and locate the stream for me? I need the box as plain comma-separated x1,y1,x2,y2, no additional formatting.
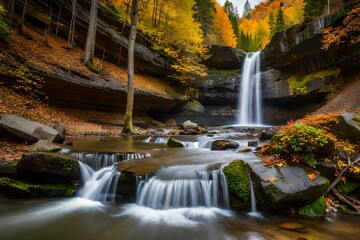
0,135,359,240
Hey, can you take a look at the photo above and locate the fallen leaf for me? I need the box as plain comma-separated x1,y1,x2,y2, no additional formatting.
263,177,278,182
308,173,316,181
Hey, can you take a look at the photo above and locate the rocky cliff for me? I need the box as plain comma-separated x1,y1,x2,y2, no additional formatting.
194,1,360,125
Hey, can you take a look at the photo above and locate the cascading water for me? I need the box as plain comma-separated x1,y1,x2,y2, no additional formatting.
136,164,230,209
238,51,263,126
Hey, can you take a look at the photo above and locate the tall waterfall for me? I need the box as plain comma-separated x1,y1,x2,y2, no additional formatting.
238,51,263,126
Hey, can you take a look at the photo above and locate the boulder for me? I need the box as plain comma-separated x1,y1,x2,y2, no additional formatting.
0,160,18,178
182,120,198,130
52,122,66,141
0,114,64,143
30,140,62,152
249,162,329,209
204,45,246,69
0,177,76,199
211,140,239,150
182,100,205,115
16,152,81,184
331,112,360,142
167,137,185,148
223,160,250,210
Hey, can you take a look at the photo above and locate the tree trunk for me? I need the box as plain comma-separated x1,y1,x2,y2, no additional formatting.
55,0,65,36
45,0,53,46
122,0,139,134
68,0,77,49
8,0,15,26
20,0,28,34
83,0,98,65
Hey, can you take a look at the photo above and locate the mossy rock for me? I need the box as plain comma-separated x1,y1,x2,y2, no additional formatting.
299,196,326,217
211,140,239,150
0,177,77,199
16,152,81,184
223,160,250,210
167,137,184,148
337,180,360,194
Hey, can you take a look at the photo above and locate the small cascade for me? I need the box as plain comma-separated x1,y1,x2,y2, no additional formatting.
77,165,121,202
247,172,261,218
238,51,262,126
136,165,230,210
71,152,149,170
144,136,199,148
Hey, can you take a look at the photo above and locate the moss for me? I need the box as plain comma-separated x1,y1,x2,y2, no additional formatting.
167,137,184,148
207,68,240,75
223,160,250,210
288,68,340,94
0,177,31,191
337,180,360,194
86,63,102,74
299,196,327,217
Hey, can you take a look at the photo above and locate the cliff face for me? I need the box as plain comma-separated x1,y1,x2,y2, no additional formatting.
195,1,360,125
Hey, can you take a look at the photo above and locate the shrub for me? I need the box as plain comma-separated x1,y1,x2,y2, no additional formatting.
269,123,334,168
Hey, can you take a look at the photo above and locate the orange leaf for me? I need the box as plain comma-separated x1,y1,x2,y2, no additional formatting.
263,177,277,182
308,173,316,181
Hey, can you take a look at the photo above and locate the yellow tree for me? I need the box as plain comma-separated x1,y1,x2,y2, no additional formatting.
212,2,236,47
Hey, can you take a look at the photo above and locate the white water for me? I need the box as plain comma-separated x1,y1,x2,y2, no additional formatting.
136,164,230,209
238,52,263,126
247,172,262,218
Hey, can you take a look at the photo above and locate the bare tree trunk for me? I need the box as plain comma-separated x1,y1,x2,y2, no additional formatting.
45,0,53,46
8,0,15,26
83,0,98,65
55,0,65,36
122,0,139,134
20,0,28,34
68,0,77,48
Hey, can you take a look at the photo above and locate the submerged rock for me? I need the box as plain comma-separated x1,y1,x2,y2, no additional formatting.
167,137,185,148
16,152,81,184
249,162,329,209
0,177,77,199
211,140,239,150
223,160,250,210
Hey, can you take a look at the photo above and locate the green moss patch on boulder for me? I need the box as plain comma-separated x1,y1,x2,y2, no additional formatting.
299,196,327,217
223,160,250,210
337,180,360,194
0,177,77,199
16,152,81,184
167,137,185,148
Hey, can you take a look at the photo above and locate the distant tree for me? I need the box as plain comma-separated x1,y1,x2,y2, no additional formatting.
193,0,216,40
19,0,28,34
223,0,239,42
268,10,276,36
68,0,77,48
122,0,139,134
8,0,15,26
242,0,251,17
303,0,324,23
276,7,286,32
213,2,236,47
45,0,53,46
83,0,98,65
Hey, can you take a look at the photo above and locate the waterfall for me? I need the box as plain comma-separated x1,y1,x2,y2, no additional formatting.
238,51,262,126
247,171,262,218
136,165,230,210
77,164,121,202
72,152,149,170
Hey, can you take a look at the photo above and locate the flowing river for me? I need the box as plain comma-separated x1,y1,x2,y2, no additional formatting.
0,135,359,240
